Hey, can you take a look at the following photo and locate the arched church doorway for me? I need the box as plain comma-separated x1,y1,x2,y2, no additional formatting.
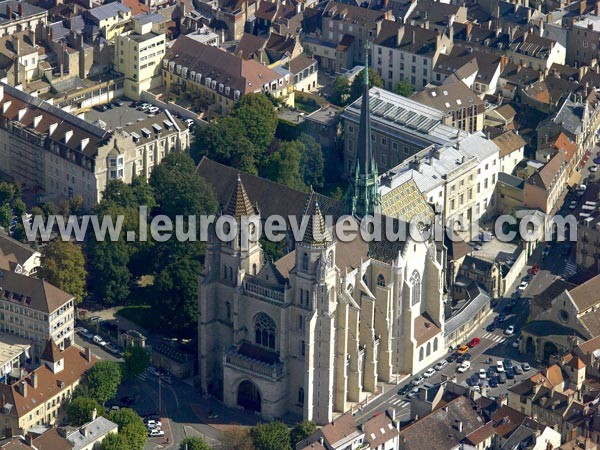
237,380,261,413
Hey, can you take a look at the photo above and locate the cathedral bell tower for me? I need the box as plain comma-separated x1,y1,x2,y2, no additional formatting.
220,174,262,282
346,43,382,219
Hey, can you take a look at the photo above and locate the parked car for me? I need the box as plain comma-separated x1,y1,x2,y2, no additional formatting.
528,265,540,276
457,345,469,354
504,325,515,335
89,316,103,323
147,366,161,377
412,375,424,386
504,359,514,370
498,313,506,323
518,281,528,291
406,387,419,399
514,364,524,375
148,429,164,437
147,106,159,114
522,362,531,371
457,361,471,373
463,353,472,360
479,368,486,379
498,373,507,384
590,165,598,173
486,322,496,332
397,385,410,396
467,338,481,348
542,245,551,257
92,335,107,346
423,368,436,378
486,367,496,378
94,104,108,112
512,338,521,349
471,385,481,393
506,368,516,379
489,377,499,387
113,98,124,107
146,420,162,429
496,361,505,372
434,360,448,371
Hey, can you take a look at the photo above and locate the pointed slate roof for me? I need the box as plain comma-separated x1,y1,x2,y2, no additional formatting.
252,261,286,290
224,173,256,219
40,339,61,363
301,192,332,247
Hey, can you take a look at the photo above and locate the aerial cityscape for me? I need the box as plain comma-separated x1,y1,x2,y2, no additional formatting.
0,0,599,449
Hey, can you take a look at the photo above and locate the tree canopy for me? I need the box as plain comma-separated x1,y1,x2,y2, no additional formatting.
263,140,305,191
108,408,147,450
231,93,278,153
221,428,255,450
350,68,384,102
250,422,291,450
123,346,150,379
298,134,324,189
83,360,122,405
393,79,414,97
67,397,104,426
102,432,130,450
38,241,87,304
179,437,211,450
331,76,350,106
290,421,317,447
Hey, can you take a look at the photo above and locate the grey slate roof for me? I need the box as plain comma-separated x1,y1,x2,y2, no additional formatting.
66,416,118,450
88,2,130,21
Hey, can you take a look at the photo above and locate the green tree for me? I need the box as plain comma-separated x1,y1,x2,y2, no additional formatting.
84,360,122,405
67,397,104,426
0,204,11,228
263,141,305,190
0,182,21,206
298,134,324,189
153,258,202,334
231,93,278,154
123,346,150,379
149,152,218,218
393,79,414,97
179,437,211,450
350,67,384,102
102,433,130,450
194,116,258,173
290,421,317,447
108,408,147,450
86,239,130,305
38,240,87,304
251,422,290,450
331,76,350,106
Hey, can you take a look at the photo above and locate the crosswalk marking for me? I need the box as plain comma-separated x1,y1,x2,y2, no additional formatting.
482,332,507,344
391,397,403,406
564,262,577,277
400,402,409,408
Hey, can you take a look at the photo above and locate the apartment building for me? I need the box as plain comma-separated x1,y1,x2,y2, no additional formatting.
492,130,526,175
341,87,468,176
0,342,97,434
523,150,569,214
411,77,486,133
115,17,166,99
373,20,453,91
566,14,600,67
576,205,600,274
0,83,189,208
163,36,293,117
506,32,566,71
303,2,392,73
0,270,74,361
0,1,47,37
82,2,131,42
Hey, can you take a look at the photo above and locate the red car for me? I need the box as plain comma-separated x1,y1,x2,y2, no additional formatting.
467,337,481,348
528,264,540,276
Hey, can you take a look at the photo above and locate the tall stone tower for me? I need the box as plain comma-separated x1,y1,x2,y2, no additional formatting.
346,44,382,218
293,194,337,423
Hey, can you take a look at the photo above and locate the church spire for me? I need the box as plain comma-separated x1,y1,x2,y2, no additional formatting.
224,173,256,219
346,42,381,219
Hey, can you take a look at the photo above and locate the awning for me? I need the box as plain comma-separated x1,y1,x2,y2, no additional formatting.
568,170,582,186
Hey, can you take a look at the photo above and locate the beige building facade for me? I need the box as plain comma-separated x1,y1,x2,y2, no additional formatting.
197,159,446,425
115,19,166,99
0,83,189,208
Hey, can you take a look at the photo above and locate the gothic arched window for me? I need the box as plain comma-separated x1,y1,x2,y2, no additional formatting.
302,253,309,271
252,263,257,275
377,274,385,287
426,342,431,357
433,337,438,352
327,251,334,268
255,313,276,349
410,270,421,306
298,387,305,405
419,347,424,361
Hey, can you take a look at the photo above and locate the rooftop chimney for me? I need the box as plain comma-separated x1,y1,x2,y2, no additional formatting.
85,347,92,362
31,373,37,389
92,407,97,421
20,380,27,398
17,3,22,17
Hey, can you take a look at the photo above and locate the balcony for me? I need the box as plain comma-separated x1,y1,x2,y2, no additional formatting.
243,281,284,303
224,342,285,381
